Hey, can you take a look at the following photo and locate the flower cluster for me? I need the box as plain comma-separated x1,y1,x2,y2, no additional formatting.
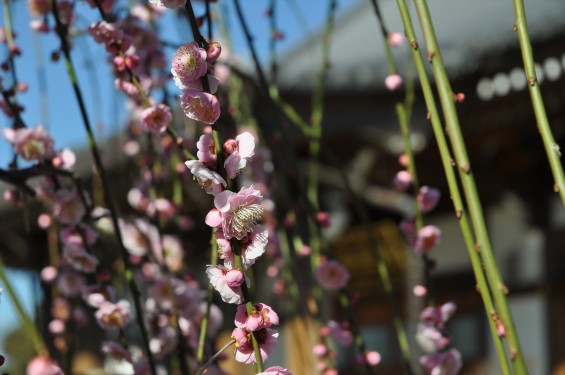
172,41,221,124
416,302,462,375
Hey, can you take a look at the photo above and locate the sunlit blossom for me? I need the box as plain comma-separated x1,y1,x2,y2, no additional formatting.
171,42,208,88
205,186,263,240
180,89,221,125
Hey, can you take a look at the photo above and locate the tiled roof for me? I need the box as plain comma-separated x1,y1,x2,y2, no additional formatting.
275,0,565,93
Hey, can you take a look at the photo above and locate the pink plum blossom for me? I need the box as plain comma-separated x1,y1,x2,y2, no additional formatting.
147,276,201,313
419,349,462,375
196,133,216,168
60,224,98,247
418,186,441,213
223,132,255,179
416,324,450,353
234,303,279,332
155,234,184,272
217,224,268,269
257,366,292,375
57,271,85,297
150,326,178,359
180,89,221,125
51,148,76,169
232,328,279,364
27,0,51,17
185,160,226,195
26,356,63,375
62,245,99,274
140,104,172,133
385,74,403,91
3,125,55,161
415,225,441,254
206,42,222,63
52,188,88,225
325,320,353,346
206,265,245,304
315,260,350,290
95,300,132,329
393,170,412,191
205,186,263,240
312,343,328,357
171,42,208,88
101,341,132,362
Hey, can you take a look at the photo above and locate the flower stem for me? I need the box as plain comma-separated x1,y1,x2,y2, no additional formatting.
0,256,46,355
410,0,527,373
197,230,219,366
195,339,236,375
512,0,565,205
49,4,158,374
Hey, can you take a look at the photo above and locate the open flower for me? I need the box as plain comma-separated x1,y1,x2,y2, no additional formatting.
206,265,245,304
197,133,216,168
232,328,279,364
418,186,441,213
140,104,171,133
26,356,63,375
180,89,221,124
185,160,226,195
63,244,99,273
171,42,208,88
95,300,132,329
234,303,279,332
223,132,255,178
217,224,268,269
257,366,292,375
3,125,55,161
415,225,441,254
205,186,263,240
315,260,350,290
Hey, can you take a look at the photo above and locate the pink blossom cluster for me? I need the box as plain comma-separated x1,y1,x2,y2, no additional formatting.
172,41,222,124
415,302,462,375
231,303,280,364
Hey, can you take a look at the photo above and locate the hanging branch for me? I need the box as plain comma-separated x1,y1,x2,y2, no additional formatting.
410,0,527,373
511,0,565,207
394,0,512,372
49,3,158,374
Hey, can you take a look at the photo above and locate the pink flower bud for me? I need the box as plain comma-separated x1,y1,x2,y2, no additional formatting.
393,170,412,190
365,351,381,366
312,343,327,357
206,42,222,63
225,269,244,288
385,74,403,91
388,32,404,47
415,225,441,254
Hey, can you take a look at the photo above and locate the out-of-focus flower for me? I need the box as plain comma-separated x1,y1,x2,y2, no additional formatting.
385,74,403,91
415,225,441,254
95,300,132,329
315,260,350,290
419,348,462,375
388,32,405,47
140,104,171,133
3,125,55,161
418,186,441,213
26,356,63,375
